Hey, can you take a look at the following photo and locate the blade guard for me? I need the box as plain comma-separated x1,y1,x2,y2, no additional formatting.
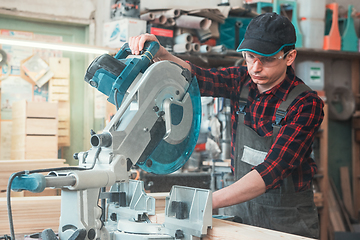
137,76,201,174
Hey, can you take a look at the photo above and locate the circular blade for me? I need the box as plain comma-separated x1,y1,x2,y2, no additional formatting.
137,76,201,174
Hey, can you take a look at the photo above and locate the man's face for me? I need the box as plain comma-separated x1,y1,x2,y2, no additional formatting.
243,50,296,92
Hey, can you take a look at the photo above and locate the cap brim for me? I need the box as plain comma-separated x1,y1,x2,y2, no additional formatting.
236,38,283,56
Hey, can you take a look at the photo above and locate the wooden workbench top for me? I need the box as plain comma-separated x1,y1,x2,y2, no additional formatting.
204,218,313,240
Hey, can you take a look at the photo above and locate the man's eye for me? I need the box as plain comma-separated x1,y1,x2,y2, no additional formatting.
262,57,275,63
247,54,256,59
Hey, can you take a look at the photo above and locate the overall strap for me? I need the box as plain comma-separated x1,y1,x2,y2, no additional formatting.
238,84,249,125
272,84,312,135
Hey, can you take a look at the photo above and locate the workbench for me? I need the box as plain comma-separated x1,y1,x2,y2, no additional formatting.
3,195,314,239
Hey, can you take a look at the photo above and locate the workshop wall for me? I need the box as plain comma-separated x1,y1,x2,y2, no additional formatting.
0,0,96,20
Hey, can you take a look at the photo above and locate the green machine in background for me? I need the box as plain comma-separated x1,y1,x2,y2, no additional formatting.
217,17,253,50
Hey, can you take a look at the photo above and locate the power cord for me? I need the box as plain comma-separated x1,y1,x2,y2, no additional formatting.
0,235,11,240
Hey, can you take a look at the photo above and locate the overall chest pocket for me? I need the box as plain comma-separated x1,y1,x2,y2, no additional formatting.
241,145,267,166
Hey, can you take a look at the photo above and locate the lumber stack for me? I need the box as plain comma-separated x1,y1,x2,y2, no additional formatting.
48,57,71,147
11,100,58,160
0,196,61,235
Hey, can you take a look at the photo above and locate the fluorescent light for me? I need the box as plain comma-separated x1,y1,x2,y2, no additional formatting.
0,36,112,55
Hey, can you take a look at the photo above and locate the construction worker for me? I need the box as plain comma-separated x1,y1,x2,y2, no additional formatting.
129,12,323,238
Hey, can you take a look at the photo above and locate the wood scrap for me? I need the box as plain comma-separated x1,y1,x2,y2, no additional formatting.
328,179,346,232
330,178,354,232
340,166,355,219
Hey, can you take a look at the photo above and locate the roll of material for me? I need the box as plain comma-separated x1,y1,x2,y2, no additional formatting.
151,15,167,25
199,45,212,53
165,18,176,27
328,86,356,121
174,33,193,44
0,49,7,66
140,12,155,21
150,9,181,19
211,45,227,54
191,43,200,52
196,28,212,42
175,15,212,30
173,43,192,53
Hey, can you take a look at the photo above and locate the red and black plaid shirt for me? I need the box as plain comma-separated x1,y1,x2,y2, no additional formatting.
189,63,324,192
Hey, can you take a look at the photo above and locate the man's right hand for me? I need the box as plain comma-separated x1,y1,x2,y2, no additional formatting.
129,33,169,60
129,33,191,71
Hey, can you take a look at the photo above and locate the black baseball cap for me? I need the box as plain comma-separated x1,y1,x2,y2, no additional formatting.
236,12,296,56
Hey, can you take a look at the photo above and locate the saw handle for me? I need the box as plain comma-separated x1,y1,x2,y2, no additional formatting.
114,41,159,62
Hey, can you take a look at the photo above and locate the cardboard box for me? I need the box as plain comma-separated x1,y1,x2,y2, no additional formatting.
103,18,147,48
147,24,174,52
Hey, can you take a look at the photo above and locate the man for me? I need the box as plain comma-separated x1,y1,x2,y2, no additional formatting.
129,12,323,238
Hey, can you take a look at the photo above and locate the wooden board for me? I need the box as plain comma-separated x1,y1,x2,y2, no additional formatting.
26,118,58,135
328,180,346,232
340,166,355,219
11,100,59,160
27,102,58,118
318,104,329,240
352,59,360,220
0,196,61,234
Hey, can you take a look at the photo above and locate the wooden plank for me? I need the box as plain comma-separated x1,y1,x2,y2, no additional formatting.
58,121,70,129
49,86,69,94
0,196,61,234
51,78,69,86
10,134,26,160
11,100,27,122
58,128,70,136
26,102,58,118
0,159,67,172
330,178,353,232
25,151,58,160
26,118,58,135
58,136,71,147
318,104,329,240
49,57,70,79
352,59,360,220
340,166,355,219
328,179,346,232
49,93,69,101
26,136,58,152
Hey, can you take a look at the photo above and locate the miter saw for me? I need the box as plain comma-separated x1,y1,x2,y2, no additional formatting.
8,41,212,240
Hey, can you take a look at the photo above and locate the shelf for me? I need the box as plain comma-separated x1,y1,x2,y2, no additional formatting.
175,48,360,69
297,48,360,60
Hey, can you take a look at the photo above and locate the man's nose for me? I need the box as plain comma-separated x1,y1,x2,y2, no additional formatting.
251,58,263,71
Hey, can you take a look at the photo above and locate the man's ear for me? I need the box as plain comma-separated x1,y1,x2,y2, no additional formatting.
286,50,297,66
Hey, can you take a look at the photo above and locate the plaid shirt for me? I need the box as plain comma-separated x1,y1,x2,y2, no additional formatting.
189,63,324,192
